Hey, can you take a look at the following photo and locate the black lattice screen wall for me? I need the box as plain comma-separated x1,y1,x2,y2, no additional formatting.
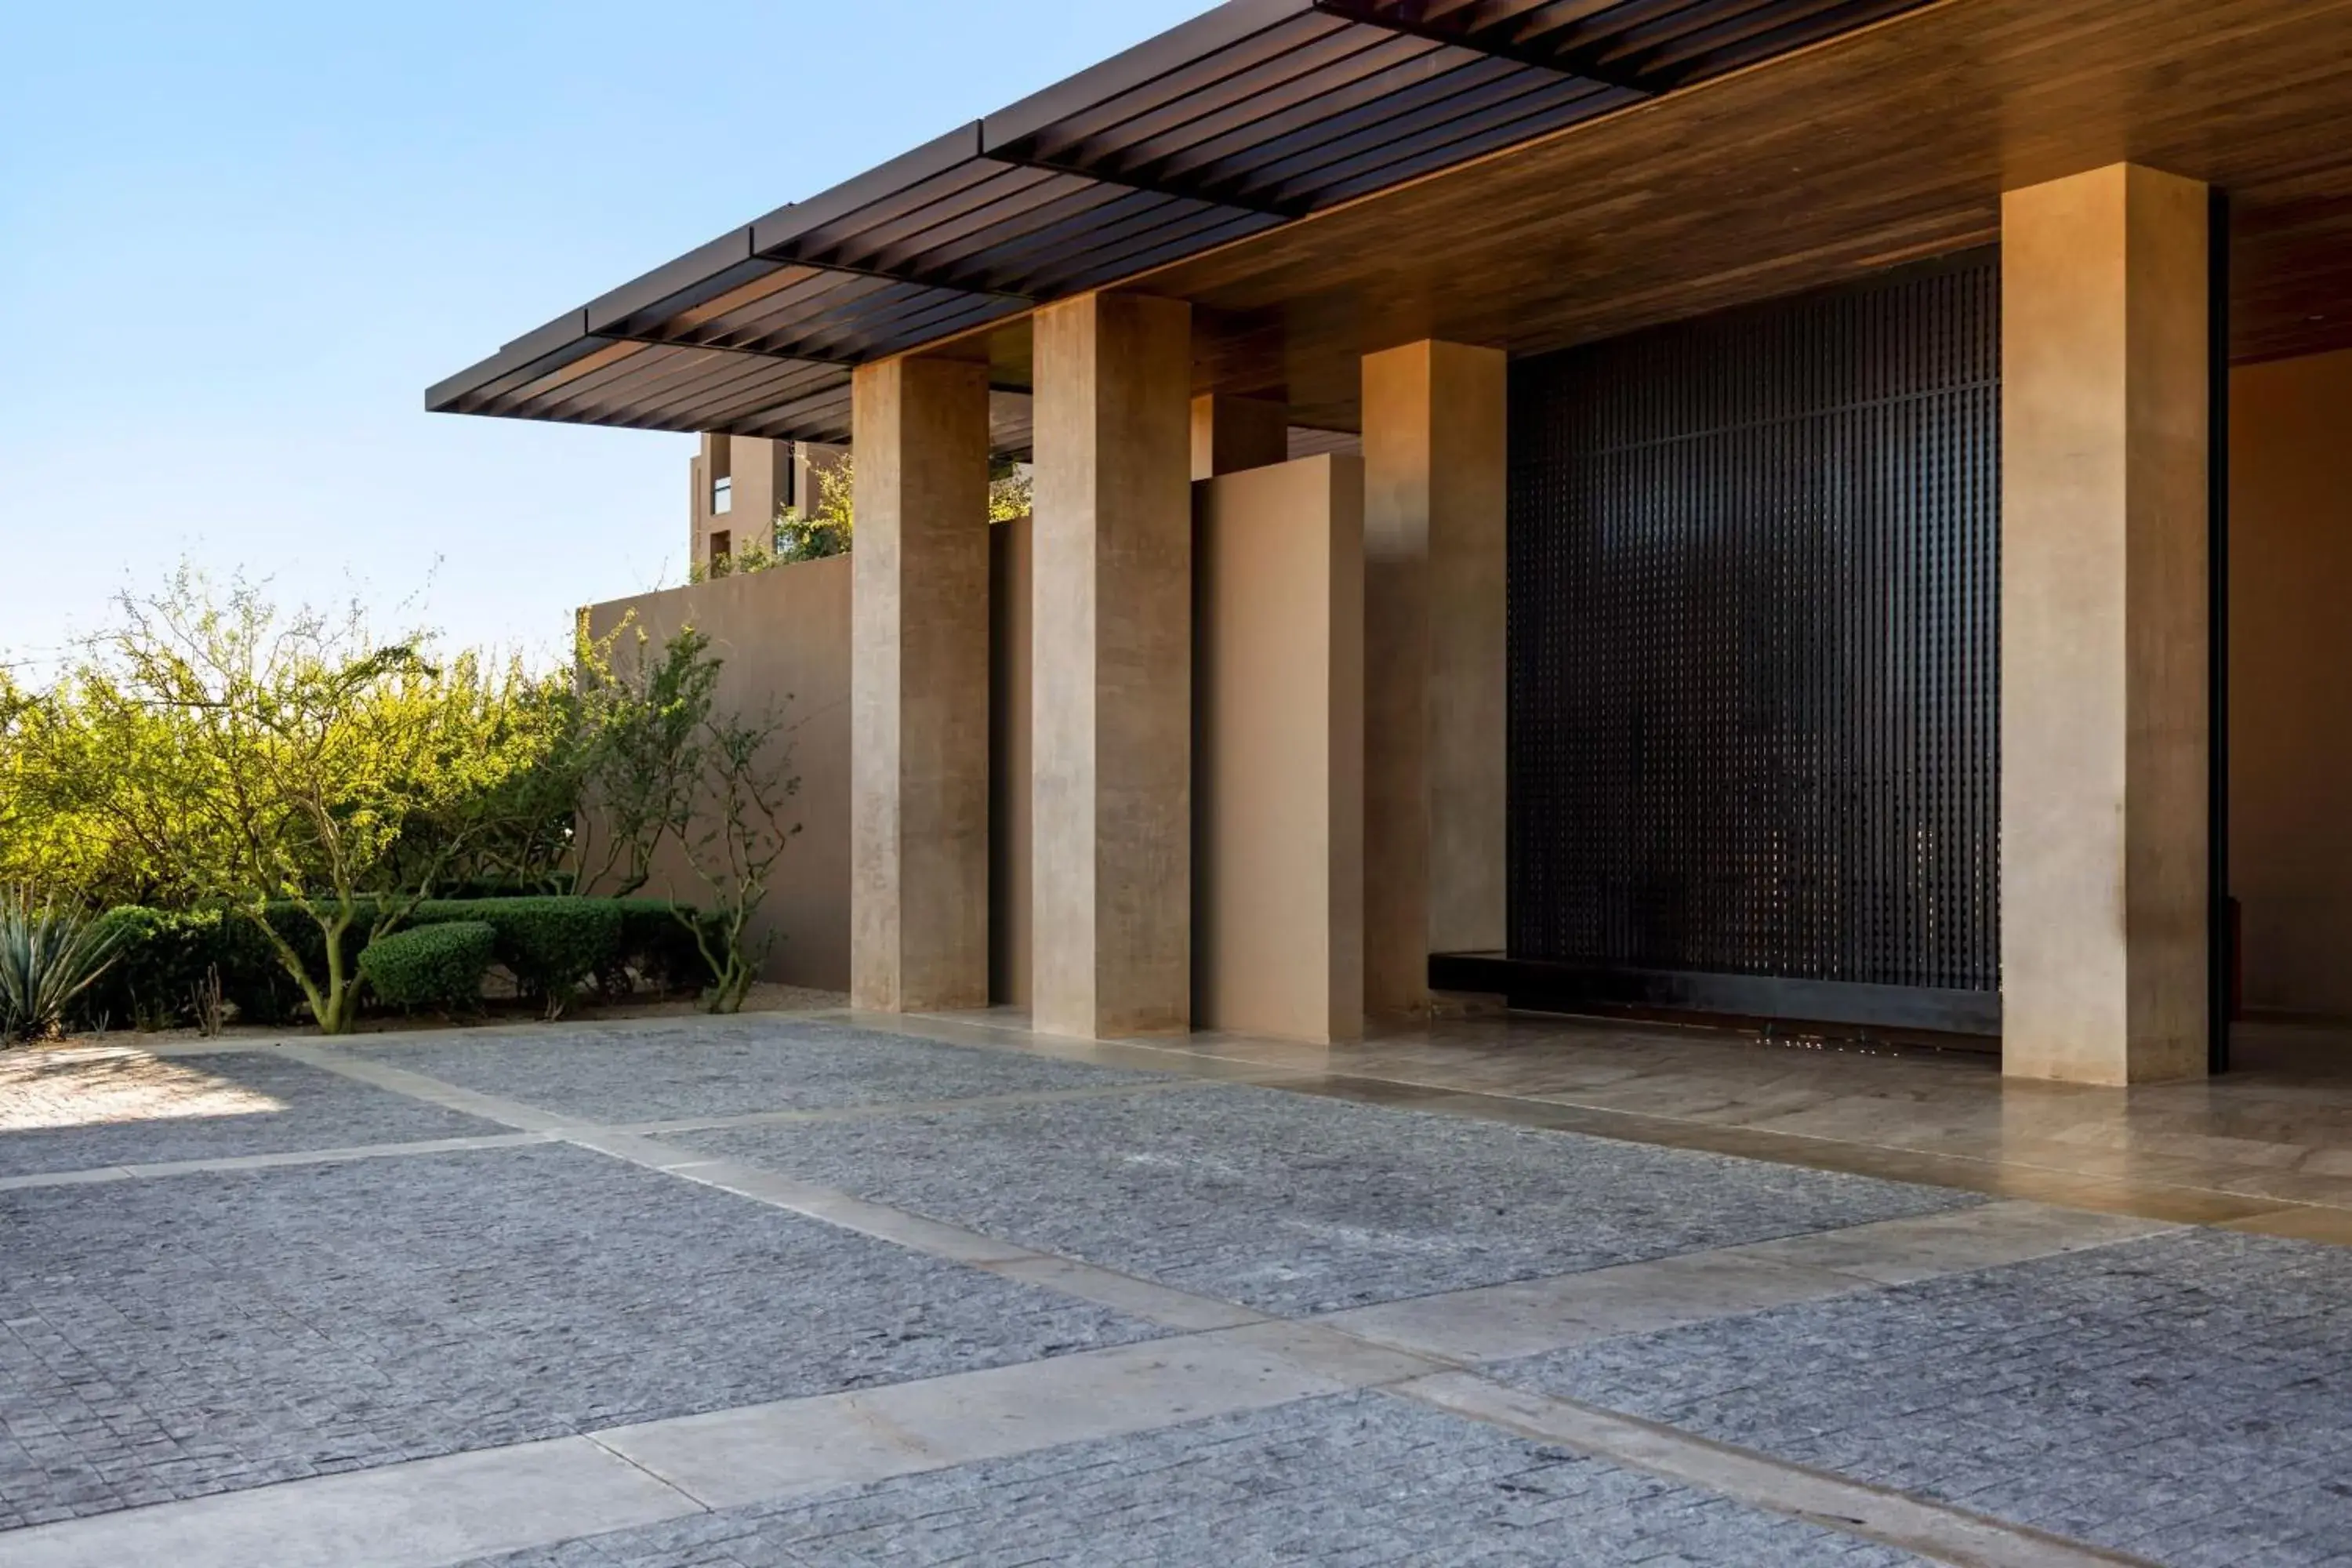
1507,252,2001,1007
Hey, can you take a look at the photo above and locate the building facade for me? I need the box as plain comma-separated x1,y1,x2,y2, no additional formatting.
687,434,847,576
431,0,2352,1085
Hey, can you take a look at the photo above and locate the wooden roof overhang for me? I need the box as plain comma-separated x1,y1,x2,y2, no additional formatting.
426,0,1943,446
430,0,2352,448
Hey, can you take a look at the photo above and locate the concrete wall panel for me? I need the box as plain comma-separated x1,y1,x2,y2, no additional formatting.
1193,456,1366,1042
584,560,852,993
2230,347,2352,1022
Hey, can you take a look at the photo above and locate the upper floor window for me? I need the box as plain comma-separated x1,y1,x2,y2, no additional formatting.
712,475,734,515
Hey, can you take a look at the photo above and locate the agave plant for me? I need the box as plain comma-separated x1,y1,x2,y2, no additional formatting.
0,894,122,1044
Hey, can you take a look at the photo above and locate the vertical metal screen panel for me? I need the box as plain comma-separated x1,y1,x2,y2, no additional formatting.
1507,252,2000,1015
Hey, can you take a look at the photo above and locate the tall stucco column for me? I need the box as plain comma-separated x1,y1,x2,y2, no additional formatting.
2002,163,2212,1084
851,354,993,1013
1359,341,1508,1016
1031,292,1196,1038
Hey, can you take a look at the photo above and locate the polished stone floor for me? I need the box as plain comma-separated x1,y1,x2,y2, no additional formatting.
934,1009,2352,1240
2,1009,2347,1567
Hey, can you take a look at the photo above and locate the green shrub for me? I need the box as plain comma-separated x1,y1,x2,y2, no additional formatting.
613,899,714,994
358,922,496,1011
82,907,227,1030
413,897,622,1000
1,896,124,1042
78,893,700,1030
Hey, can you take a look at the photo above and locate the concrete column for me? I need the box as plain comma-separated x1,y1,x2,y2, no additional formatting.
989,516,1035,1008
1032,292,1195,1038
1359,341,1508,1016
2002,162,2211,1084
850,354,993,1013
1195,455,1366,1043
1191,394,1289,481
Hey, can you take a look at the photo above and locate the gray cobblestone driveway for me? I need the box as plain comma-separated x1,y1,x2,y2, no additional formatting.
0,1048,503,1177
3,1017,2347,1568
677,1084,1982,1314
0,1142,1159,1529
1494,1229,2352,1568
350,1018,1167,1123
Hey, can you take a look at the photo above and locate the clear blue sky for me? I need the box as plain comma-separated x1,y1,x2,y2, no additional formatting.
0,1,1209,674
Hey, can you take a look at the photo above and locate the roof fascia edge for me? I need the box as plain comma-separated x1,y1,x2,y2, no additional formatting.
1308,0,1663,95
584,227,771,336
750,123,988,254
426,310,593,410
981,0,1321,153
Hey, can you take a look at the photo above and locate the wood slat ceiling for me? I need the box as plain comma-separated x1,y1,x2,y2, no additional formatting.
1124,0,2352,429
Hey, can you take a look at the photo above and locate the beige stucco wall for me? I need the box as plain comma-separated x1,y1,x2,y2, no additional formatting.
583,557,852,992
2230,347,2352,1021
1192,456,1367,1043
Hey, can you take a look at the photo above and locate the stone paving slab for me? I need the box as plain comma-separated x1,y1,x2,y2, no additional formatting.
456,1391,1926,1567
0,1144,1161,1530
0,1048,505,1178
348,1018,1168,1124
677,1084,1983,1316
1493,1229,2352,1568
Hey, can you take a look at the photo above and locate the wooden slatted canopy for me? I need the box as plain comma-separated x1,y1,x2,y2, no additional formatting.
426,0,1937,445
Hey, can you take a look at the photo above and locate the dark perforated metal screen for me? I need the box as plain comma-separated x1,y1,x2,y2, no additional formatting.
1504,252,2001,1031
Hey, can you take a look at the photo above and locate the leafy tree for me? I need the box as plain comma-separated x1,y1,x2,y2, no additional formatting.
670,695,801,1013
17,572,573,1033
772,455,856,564
570,620,719,898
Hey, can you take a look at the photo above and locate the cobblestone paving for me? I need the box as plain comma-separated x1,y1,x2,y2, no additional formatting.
0,1143,1160,1529
351,1018,1167,1123
679,1085,1982,1316
0,1047,503,1178
1495,1229,2352,1568
456,1391,1925,1568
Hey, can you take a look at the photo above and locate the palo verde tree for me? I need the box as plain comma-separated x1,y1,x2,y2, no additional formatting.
24,572,575,1033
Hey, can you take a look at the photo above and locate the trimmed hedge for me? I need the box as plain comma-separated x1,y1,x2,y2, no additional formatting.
358,922,498,1010
614,899,717,994
84,907,228,1030
72,894,709,1031
412,897,624,999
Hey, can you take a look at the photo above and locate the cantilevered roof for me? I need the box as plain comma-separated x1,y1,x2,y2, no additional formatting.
428,0,1937,445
